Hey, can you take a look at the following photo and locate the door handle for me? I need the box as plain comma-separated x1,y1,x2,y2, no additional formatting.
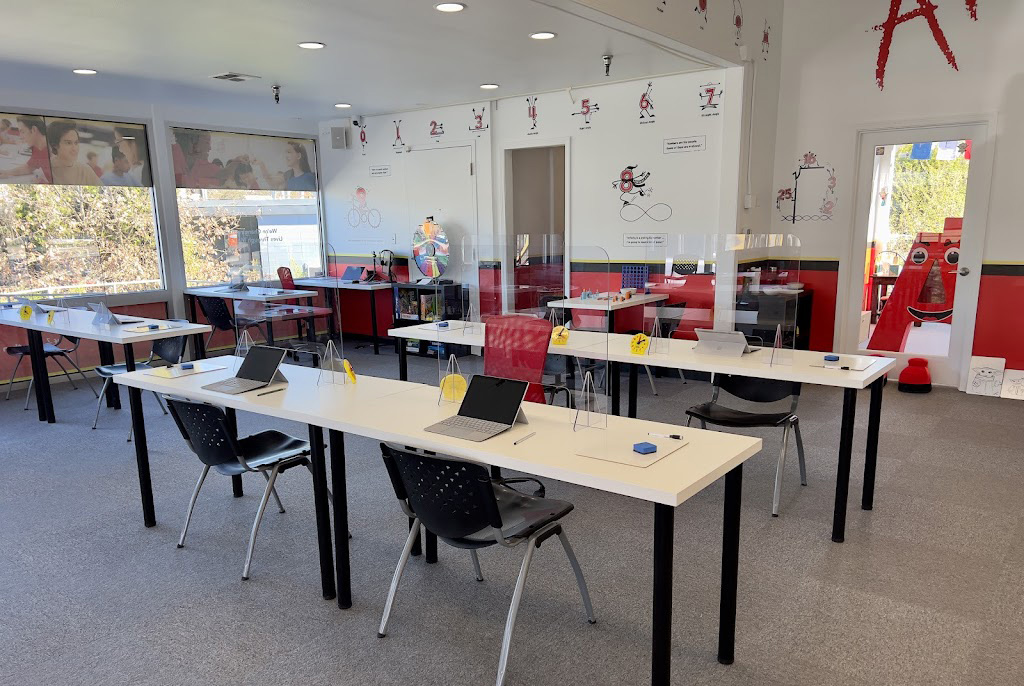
959,267,971,276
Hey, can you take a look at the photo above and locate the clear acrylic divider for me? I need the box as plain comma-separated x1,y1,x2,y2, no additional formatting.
565,245,609,431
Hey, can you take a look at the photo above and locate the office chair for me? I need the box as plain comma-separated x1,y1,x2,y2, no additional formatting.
5,335,98,409
92,321,189,440
378,444,595,686
197,295,268,349
686,374,806,516
484,313,570,406
166,398,312,580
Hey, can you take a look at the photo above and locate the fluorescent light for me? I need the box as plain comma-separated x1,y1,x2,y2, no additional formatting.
297,41,326,49
72,68,97,75
435,3,466,12
480,83,499,90
529,31,557,39
334,103,352,109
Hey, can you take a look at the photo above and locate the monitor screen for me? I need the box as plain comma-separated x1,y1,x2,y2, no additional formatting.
236,345,286,382
457,376,528,423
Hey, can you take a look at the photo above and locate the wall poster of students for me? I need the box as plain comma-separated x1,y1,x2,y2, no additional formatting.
0,113,151,187
170,128,318,192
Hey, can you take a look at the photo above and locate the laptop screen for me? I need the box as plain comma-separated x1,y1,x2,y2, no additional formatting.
236,346,286,382
458,376,528,424
341,266,364,281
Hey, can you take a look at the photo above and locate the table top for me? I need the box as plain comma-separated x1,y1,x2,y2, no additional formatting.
546,293,669,311
0,306,211,344
388,321,896,389
114,359,762,507
293,277,393,291
184,286,318,302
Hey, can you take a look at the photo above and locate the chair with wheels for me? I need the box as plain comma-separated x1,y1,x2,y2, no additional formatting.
378,443,596,686
5,335,97,409
197,295,268,349
686,374,806,516
166,398,312,580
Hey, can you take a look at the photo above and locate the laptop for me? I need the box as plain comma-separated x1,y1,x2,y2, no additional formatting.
340,266,365,283
425,375,529,442
88,303,144,325
201,345,287,395
694,328,756,355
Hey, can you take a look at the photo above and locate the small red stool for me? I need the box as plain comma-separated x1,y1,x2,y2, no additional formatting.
898,357,931,393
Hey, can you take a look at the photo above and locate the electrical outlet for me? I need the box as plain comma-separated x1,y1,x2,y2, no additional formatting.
392,233,397,244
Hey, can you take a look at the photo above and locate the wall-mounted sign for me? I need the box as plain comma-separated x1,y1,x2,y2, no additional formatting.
663,136,707,154
622,233,667,247
369,165,391,177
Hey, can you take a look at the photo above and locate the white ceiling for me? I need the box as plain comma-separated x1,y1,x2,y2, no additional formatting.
0,0,710,120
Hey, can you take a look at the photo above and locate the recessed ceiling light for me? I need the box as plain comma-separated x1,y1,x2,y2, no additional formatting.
72,68,97,75
297,41,326,49
334,103,352,109
530,31,557,40
480,83,499,89
435,3,466,12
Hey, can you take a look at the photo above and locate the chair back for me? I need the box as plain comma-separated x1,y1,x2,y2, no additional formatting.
277,266,296,290
713,373,801,407
197,296,235,332
484,314,551,404
151,336,187,365
166,399,242,469
380,444,502,540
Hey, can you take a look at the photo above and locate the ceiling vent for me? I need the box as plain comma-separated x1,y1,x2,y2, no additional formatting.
210,72,261,83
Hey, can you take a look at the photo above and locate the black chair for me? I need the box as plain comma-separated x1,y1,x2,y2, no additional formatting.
378,443,595,686
197,296,268,349
4,335,97,409
686,374,806,516
166,398,312,580
92,321,189,438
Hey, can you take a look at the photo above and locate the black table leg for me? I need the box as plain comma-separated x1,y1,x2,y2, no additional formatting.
328,429,352,609
97,341,120,409
610,361,621,416
652,502,675,686
305,297,316,342
307,425,337,600
124,344,155,527
225,409,243,497
398,339,408,381
370,291,380,355
266,320,276,346
607,309,616,333
718,464,743,665
26,329,54,423
628,363,638,418
187,294,207,360
862,377,884,511
832,388,858,543
425,530,438,564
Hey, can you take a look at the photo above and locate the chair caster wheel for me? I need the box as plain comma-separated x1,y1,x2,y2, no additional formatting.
176,544,184,548
241,576,249,581
377,632,386,638
588,619,597,625
771,513,779,518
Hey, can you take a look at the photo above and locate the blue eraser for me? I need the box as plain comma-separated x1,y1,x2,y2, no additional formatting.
148,324,160,330
181,363,194,370
437,321,449,328
824,354,840,362
633,441,657,455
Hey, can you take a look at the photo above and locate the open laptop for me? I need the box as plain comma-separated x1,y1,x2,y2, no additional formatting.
340,266,365,283
201,345,287,395
88,303,144,325
425,375,529,442
694,328,757,355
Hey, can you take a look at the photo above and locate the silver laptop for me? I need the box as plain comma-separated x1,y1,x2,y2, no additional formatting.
202,345,287,395
425,375,529,442
694,328,757,355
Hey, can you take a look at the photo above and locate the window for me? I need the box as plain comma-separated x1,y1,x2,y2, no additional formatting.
170,128,322,286
0,114,161,295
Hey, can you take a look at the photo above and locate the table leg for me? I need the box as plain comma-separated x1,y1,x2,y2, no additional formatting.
628,363,638,418
328,429,352,609
607,309,616,333
266,320,276,346
370,291,380,355
124,344,155,527
718,464,743,664
832,388,858,543
304,297,316,342
97,341,120,409
26,329,55,423
398,338,408,381
862,377,884,511
610,361,621,416
425,530,438,564
307,425,337,600
410,517,422,557
225,408,243,497
187,294,207,360
652,502,675,686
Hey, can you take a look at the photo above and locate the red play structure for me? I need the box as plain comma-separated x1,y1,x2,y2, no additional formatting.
867,218,961,351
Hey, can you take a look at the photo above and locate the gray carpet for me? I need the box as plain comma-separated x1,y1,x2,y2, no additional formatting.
2,342,1022,686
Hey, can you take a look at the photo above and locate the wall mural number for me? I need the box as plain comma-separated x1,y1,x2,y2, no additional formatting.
392,120,403,148
733,0,744,45
695,0,708,28
526,96,539,131
762,19,771,59
357,122,367,155
469,107,489,132
429,120,445,137
639,82,655,121
873,0,979,91
572,98,600,127
613,165,673,222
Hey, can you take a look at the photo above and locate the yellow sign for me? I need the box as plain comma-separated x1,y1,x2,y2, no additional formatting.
630,332,650,355
439,373,468,401
551,326,570,345
343,359,357,384
47,310,56,325
19,305,32,321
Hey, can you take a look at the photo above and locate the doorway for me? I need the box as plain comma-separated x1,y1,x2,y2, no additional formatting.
845,122,993,387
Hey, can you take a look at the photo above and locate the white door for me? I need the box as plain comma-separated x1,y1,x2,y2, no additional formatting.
843,122,993,388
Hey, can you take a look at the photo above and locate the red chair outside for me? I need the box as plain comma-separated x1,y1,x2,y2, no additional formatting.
483,315,552,404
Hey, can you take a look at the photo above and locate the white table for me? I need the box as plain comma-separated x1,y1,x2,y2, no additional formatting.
114,359,760,684
0,305,210,424
390,320,897,543
546,292,668,331
293,278,393,354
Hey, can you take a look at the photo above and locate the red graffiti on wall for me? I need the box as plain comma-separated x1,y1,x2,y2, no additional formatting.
873,0,979,91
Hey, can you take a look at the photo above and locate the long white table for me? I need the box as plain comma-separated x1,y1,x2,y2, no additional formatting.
293,277,393,355
114,359,761,684
390,320,897,543
0,305,210,424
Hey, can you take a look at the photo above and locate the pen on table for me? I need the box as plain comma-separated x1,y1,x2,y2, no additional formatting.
648,432,683,440
513,432,536,446
257,388,285,397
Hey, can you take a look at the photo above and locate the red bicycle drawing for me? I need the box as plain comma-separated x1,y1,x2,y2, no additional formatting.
348,187,381,228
